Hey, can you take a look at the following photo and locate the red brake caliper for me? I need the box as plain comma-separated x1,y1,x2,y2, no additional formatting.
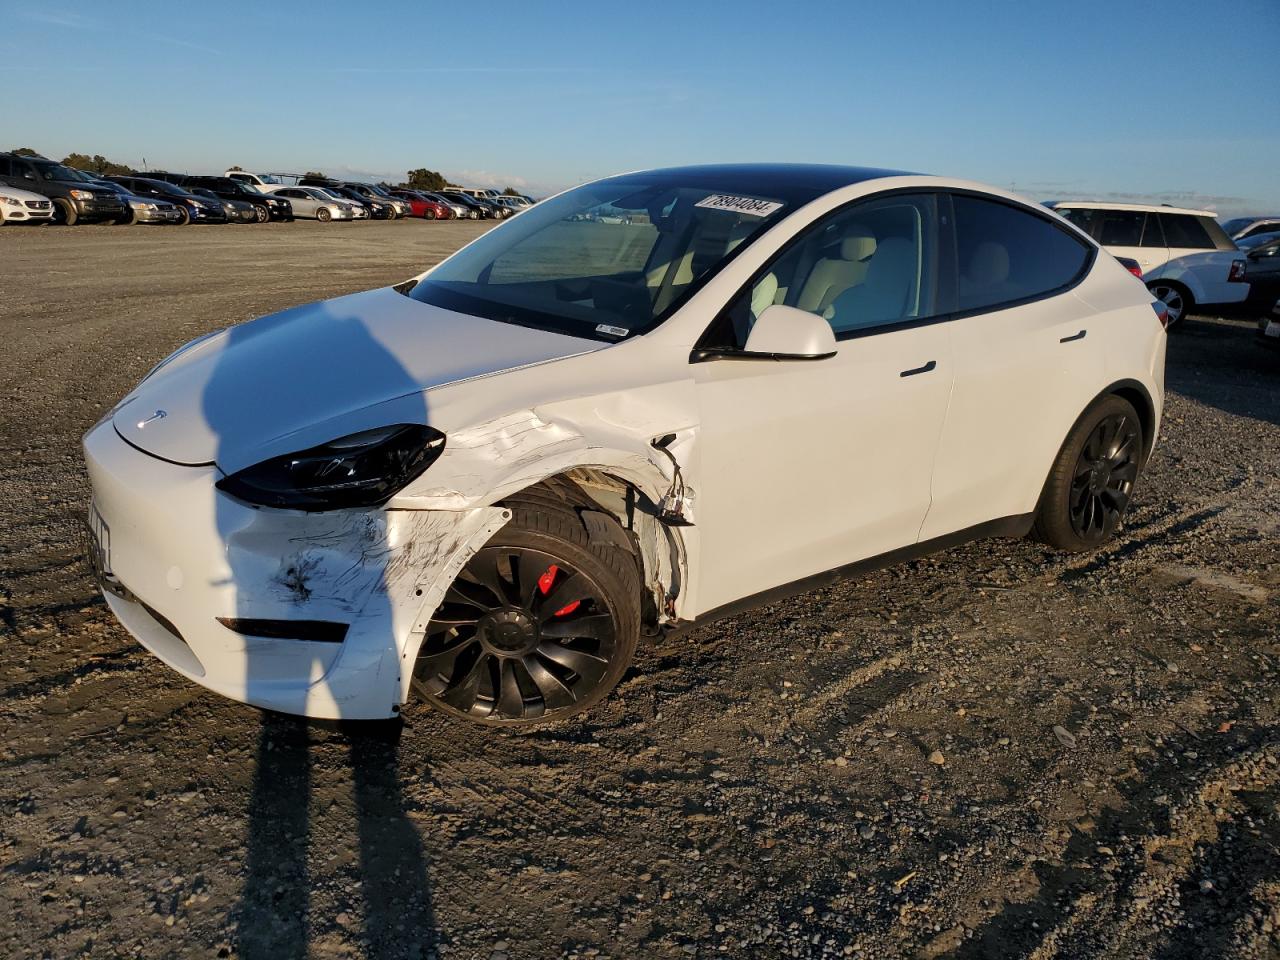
538,563,580,617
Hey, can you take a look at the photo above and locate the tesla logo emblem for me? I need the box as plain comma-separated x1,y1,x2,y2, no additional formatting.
137,410,168,428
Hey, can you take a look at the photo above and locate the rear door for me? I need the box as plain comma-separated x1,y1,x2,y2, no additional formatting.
922,193,1101,540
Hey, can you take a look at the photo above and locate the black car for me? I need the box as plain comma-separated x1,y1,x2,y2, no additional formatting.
337,182,409,218
181,175,293,222
438,191,491,219
107,176,228,224
0,152,128,225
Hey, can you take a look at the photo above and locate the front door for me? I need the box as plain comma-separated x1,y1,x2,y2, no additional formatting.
690,193,954,615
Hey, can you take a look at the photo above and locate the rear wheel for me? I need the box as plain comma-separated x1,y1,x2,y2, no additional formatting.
1033,395,1144,551
1148,281,1191,327
412,503,640,726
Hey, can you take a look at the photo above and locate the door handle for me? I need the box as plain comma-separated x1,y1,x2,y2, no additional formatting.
1059,329,1087,343
899,360,937,377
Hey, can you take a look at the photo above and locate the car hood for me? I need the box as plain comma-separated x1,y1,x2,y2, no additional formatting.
113,286,602,473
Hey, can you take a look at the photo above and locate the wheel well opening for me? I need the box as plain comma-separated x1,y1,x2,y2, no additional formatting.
501,470,672,630
1111,385,1155,463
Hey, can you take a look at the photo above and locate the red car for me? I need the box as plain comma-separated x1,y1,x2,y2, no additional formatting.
388,189,453,220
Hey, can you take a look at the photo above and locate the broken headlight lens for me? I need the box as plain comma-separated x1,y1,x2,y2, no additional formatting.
216,424,446,511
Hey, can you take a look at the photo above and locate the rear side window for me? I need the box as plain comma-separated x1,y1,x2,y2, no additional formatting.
953,195,1092,313
1096,210,1145,246
1159,213,1214,249
1139,214,1165,248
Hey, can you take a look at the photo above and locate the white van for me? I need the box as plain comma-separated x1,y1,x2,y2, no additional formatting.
1049,201,1246,325
223,170,288,193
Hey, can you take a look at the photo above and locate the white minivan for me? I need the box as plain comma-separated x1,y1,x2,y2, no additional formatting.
1048,202,1247,326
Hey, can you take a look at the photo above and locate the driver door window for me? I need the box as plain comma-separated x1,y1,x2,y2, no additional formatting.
712,194,940,348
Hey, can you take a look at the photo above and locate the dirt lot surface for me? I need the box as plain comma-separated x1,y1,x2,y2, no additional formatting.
1,222,1277,960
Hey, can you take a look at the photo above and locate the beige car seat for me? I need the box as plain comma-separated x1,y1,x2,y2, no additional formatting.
796,225,877,315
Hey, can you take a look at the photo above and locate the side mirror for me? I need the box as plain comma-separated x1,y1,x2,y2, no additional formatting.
691,304,837,362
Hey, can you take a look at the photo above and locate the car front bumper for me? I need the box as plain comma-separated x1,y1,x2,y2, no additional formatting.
74,198,128,222
135,206,186,224
83,420,507,719
2,201,54,222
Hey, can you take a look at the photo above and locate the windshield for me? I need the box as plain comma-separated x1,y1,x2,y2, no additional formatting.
147,180,196,198
409,175,791,341
32,160,83,182
1239,231,1280,250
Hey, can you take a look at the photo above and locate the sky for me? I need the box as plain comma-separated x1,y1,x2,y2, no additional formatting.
3,0,1277,214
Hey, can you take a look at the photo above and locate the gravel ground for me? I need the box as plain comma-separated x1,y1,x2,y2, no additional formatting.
1,221,1277,960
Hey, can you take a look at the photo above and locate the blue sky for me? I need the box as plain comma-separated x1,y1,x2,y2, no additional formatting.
4,0,1277,214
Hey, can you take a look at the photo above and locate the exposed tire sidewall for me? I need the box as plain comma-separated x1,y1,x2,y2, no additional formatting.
1033,394,1144,552
254,204,270,223
418,505,641,727
317,207,331,222
54,199,77,226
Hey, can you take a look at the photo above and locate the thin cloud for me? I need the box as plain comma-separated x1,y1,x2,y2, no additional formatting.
15,8,221,56
335,66,598,74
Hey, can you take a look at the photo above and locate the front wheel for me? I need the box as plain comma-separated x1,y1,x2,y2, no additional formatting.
54,199,77,225
253,205,270,223
412,504,640,725
316,207,332,222
1033,395,1144,552
1148,282,1192,327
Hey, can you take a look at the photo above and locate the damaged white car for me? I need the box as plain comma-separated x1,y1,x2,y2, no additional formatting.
84,164,1166,725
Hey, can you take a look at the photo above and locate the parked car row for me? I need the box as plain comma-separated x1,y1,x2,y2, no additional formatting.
0,153,536,227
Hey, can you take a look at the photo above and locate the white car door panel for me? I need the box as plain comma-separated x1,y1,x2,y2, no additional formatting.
921,291,1104,540
693,325,954,614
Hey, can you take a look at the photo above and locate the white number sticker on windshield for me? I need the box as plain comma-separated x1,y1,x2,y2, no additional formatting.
694,194,784,218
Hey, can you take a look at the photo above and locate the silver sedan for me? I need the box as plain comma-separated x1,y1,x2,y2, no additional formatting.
264,186,355,222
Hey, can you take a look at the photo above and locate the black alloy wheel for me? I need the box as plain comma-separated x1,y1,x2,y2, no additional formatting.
414,547,620,722
1034,394,1144,551
413,503,640,725
1067,412,1140,543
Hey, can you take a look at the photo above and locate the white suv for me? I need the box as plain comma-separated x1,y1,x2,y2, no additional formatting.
1049,201,1246,326
84,165,1167,726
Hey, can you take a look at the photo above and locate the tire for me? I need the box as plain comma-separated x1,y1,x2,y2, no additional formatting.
1033,394,1145,552
1148,281,1192,328
412,501,641,726
54,199,77,226
115,207,137,226
316,207,332,222
425,209,435,220
174,206,191,226
253,204,270,224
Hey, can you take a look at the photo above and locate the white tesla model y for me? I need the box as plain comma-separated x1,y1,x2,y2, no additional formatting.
84,165,1167,725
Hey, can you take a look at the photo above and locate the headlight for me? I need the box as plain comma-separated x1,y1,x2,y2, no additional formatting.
216,425,446,511
141,202,158,211
1,196,21,207
69,189,93,200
